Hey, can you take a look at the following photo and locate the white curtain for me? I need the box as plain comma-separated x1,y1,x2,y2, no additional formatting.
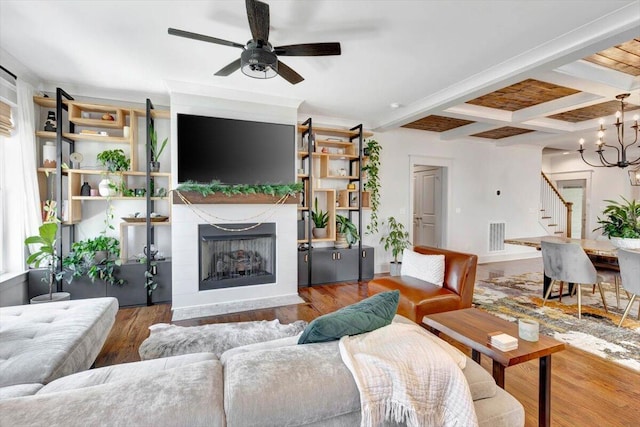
16,80,42,253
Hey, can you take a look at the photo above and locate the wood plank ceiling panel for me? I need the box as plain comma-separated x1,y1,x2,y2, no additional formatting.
402,115,475,132
549,100,640,123
471,127,535,139
466,79,580,111
583,38,640,76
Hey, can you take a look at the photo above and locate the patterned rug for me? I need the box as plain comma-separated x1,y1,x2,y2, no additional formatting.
473,272,640,372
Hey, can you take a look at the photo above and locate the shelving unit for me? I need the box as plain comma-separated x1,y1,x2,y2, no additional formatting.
297,118,374,286
32,90,171,305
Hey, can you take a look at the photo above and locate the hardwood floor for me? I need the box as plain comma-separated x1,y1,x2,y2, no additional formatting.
95,262,640,427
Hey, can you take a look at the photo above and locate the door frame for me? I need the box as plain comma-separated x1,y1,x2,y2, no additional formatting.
546,170,593,239
408,155,452,248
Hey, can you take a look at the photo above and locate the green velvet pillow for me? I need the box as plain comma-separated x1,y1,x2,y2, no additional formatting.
298,290,400,344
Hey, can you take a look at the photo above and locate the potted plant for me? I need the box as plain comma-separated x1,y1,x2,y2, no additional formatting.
97,149,130,196
362,138,381,234
335,214,359,248
25,222,69,303
64,236,123,286
311,197,329,238
594,197,640,249
379,216,411,275
149,124,168,172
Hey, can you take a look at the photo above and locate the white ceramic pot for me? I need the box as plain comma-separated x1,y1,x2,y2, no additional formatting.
610,237,640,249
30,292,71,304
312,227,327,239
98,178,117,197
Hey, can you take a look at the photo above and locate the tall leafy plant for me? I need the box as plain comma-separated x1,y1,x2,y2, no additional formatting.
379,216,410,263
25,222,64,300
362,138,381,234
311,197,328,228
594,197,640,238
149,124,168,162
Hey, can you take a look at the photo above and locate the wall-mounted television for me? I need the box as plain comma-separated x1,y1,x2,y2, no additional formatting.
177,113,295,184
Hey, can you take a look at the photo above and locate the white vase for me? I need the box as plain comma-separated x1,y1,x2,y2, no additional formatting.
98,179,116,197
312,227,327,239
610,237,640,249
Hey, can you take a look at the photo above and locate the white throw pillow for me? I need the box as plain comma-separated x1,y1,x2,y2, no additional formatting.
400,249,445,286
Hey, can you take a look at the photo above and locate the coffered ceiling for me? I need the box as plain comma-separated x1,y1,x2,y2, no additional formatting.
0,1,638,151
401,37,640,150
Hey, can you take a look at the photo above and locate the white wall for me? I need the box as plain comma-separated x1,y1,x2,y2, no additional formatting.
364,127,545,269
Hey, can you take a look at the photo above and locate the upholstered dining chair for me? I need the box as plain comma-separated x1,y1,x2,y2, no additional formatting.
616,249,640,327
541,240,608,319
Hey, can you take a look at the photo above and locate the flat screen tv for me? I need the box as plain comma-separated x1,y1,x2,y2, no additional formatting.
177,113,295,184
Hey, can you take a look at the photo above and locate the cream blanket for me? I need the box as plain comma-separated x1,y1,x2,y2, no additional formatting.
339,323,479,427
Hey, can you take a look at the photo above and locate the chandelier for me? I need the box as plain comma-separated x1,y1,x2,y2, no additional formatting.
578,93,639,169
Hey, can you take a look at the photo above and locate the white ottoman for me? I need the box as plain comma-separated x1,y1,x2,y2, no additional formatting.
0,297,118,387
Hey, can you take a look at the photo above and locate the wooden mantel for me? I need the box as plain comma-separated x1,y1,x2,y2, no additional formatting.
172,191,298,205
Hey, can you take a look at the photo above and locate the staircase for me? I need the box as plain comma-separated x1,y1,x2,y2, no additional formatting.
540,172,573,237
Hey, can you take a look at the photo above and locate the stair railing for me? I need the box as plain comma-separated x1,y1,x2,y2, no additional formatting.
540,172,573,237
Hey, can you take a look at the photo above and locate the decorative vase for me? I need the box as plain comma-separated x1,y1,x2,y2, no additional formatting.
149,161,160,172
42,141,56,168
609,237,640,249
334,233,349,249
80,182,91,196
44,111,56,132
98,179,116,197
312,227,327,239
94,251,108,264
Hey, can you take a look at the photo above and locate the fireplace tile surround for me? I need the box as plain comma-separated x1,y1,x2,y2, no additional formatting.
171,202,302,321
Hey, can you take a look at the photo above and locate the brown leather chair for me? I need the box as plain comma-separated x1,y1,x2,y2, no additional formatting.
367,246,478,323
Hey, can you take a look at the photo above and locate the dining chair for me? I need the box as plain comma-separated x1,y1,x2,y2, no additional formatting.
616,249,640,327
541,240,608,319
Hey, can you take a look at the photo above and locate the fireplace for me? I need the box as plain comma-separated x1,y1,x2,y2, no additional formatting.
199,223,276,290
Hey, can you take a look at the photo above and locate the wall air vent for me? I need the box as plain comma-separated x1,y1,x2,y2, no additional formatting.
489,222,506,252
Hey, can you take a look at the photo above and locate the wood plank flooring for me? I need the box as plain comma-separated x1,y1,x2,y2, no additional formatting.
95,278,640,427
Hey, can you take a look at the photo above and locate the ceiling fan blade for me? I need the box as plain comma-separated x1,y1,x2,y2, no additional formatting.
246,0,270,42
274,43,341,57
168,28,245,49
277,61,304,85
215,59,242,76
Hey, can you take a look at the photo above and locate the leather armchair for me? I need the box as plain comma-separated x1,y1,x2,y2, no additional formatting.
367,246,478,323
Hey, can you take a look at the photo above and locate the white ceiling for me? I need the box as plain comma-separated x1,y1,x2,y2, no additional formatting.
1,0,639,151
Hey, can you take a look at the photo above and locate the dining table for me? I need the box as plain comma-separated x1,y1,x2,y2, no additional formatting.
504,236,620,297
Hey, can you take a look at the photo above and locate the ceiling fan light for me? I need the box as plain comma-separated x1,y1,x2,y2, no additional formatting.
240,45,278,79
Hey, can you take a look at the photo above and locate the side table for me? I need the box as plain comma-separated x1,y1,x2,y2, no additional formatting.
422,308,565,427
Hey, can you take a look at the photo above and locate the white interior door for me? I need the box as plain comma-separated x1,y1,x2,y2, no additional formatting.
413,166,442,247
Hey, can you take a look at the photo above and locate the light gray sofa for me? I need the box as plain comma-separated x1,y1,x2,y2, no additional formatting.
0,297,119,389
0,315,524,427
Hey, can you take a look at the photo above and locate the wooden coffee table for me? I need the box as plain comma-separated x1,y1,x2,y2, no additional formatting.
422,308,565,427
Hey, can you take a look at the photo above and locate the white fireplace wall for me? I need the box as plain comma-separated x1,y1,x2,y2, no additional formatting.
171,203,298,310
168,84,302,314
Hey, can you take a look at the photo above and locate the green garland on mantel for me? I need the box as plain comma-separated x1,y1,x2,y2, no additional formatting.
176,181,303,197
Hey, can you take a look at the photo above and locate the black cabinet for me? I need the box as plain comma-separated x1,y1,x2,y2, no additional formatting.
298,246,374,286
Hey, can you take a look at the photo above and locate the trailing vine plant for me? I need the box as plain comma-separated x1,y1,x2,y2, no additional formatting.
176,181,303,197
362,138,382,234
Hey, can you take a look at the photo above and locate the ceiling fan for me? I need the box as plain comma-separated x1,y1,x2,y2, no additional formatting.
168,0,341,85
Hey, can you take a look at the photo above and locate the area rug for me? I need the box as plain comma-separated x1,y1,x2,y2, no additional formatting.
139,319,308,360
473,272,640,372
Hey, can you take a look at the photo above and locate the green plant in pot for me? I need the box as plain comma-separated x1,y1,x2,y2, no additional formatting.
63,236,124,286
594,197,640,249
149,124,168,172
25,222,68,302
97,149,130,197
379,216,410,276
311,197,329,239
335,214,359,248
